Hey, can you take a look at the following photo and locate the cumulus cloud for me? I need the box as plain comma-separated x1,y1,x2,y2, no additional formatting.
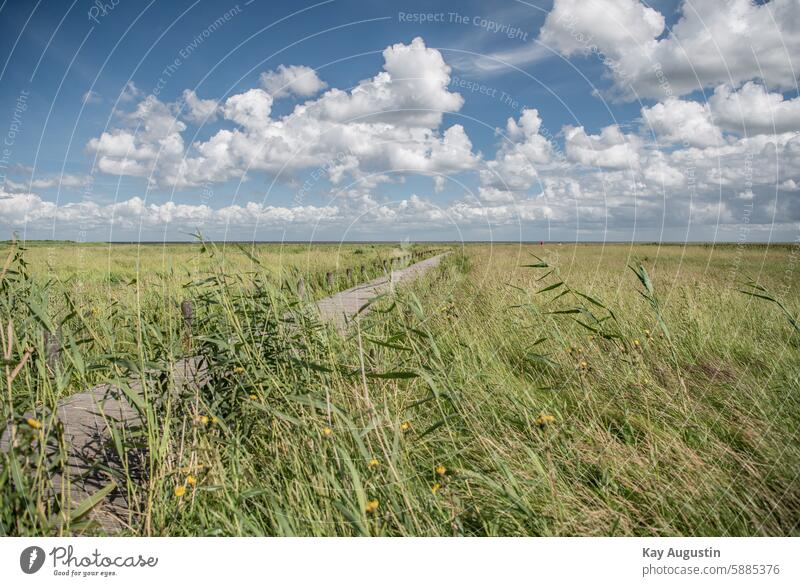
539,0,800,99
710,82,800,135
88,94,186,181
55,29,800,237
540,0,664,60
564,125,641,169
260,65,327,98
641,98,723,148
0,190,340,230
480,109,553,193
182,90,219,124
89,37,475,189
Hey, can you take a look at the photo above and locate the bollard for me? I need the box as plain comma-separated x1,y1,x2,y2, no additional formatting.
326,271,334,289
297,277,306,299
346,267,353,282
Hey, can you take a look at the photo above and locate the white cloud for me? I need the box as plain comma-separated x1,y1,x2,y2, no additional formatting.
63,32,800,237
480,108,553,192
88,95,186,182
89,38,475,189
182,89,219,124
0,190,340,230
539,0,664,60
564,124,641,169
222,88,273,130
710,82,800,135
260,65,327,98
306,37,464,128
641,98,723,148
539,0,800,100
4,174,89,192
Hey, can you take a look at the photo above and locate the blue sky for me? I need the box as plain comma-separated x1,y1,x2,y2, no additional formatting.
0,0,798,242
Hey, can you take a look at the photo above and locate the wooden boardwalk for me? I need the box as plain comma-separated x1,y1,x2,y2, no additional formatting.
1,253,448,533
316,252,447,329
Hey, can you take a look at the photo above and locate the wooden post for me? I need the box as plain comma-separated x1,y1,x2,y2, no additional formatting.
181,299,194,330
297,277,306,299
43,328,61,372
382,260,388,273
346,267,353,282
360,264,366,278
326,271,334,289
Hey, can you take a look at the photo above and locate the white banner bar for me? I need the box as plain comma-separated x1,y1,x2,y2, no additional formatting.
1,537,796,585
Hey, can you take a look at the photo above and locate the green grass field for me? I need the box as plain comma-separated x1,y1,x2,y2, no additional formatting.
1,240,799,536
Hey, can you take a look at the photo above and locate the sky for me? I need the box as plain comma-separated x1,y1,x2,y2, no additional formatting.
0,0,798,243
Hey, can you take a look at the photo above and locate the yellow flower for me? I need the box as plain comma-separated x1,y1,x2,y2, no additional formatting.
579,360,588,370
26,418,42,430
400,421,411,432
323,426,333,436
174,485,186,498
186,475,197,487
644,329,651,337
368,458,380,468
535,414,556,428
566,347,573,354
198,415,209,425
633,339,641,347
365,499,379,514
211,416,219,425
233,366,245,374
431,482,441,494
249,394,258,401
435,465,446,476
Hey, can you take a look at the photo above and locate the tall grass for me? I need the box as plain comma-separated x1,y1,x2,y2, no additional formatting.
1,242,798,536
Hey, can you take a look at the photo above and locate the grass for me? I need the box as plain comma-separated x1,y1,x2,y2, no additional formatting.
1,240,799,536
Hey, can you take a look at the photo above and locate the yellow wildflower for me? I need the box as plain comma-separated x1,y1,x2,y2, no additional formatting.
579,360,588,370
174,485,186,498
323,426,333,436
198,415,209,425
186,475,197,487
368,458,380,468
535,414,556,428
431,482,441,494
233,366,245,374
249,394,258,401
26,418,42,430
400,421,411,432
435,465,446,476
633,339,641,347
211,416,219,425
365,499,379,514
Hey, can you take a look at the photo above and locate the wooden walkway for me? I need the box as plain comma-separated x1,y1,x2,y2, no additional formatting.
1,253,448,533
